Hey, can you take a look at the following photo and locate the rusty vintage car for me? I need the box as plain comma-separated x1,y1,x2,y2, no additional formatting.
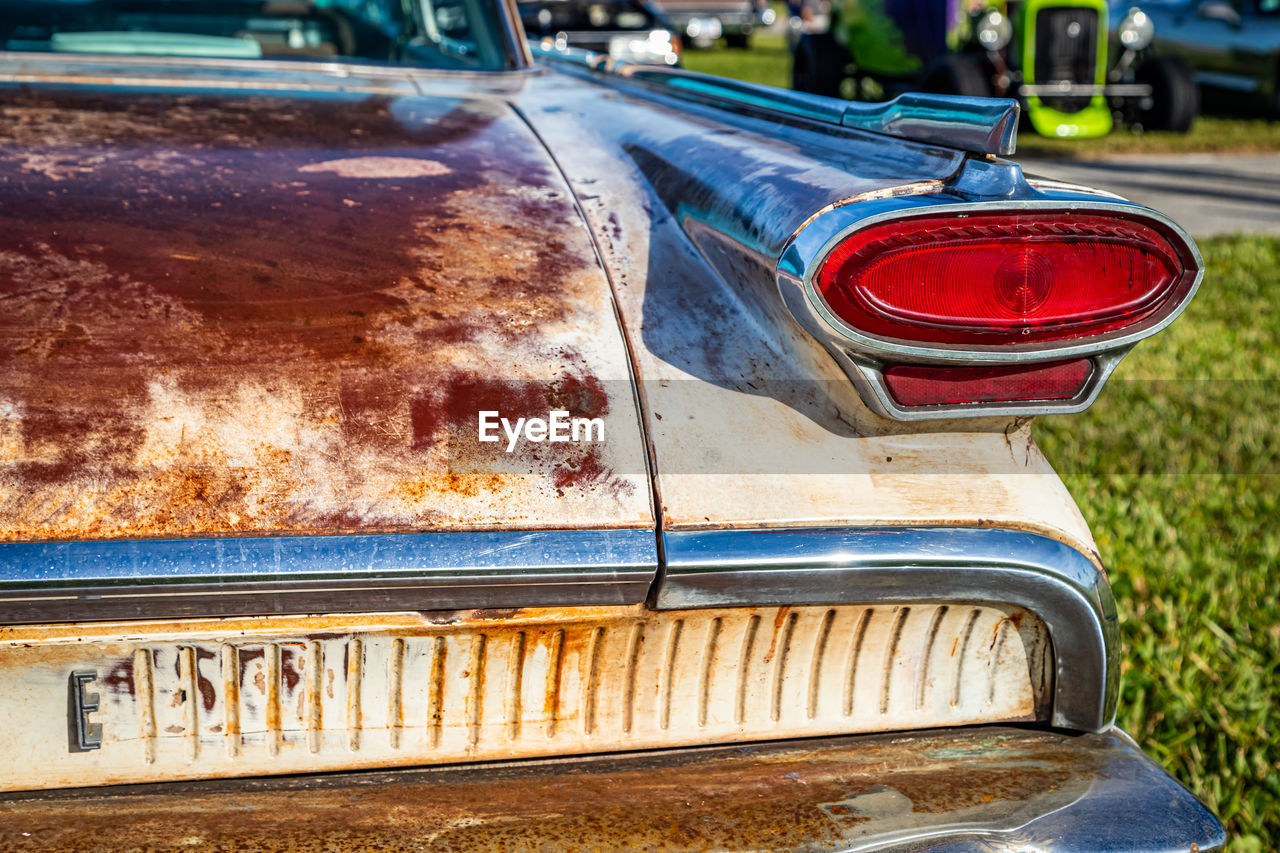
0,0,1225,849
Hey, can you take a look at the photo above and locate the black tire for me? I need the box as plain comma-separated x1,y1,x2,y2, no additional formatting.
922,54,993,98
791,32,846,98
1137,56,1199,132
725,32,751,49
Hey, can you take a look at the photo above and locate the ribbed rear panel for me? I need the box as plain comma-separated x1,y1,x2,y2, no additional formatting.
0,604,1049,791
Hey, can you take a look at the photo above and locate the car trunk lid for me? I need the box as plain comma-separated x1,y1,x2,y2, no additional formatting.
0,73,653,546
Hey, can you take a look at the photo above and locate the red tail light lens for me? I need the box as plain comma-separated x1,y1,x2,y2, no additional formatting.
883,359,1094,407
816,212,1193,345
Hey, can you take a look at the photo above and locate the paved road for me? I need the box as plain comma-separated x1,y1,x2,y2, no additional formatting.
1014,153,1280,237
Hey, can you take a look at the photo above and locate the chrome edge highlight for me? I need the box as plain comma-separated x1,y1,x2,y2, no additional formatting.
530,43,1019,156
0,528,658,624
654,526,1119,732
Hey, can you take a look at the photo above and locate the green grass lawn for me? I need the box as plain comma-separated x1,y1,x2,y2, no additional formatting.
681,31,794,87
1036,236,1280,851
682,37,1280,157
686,29,793,86
686,40,1278,849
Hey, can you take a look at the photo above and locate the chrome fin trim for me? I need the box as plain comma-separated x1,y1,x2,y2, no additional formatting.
530,43,1019,156
654,526,1119,732
0,529,658,624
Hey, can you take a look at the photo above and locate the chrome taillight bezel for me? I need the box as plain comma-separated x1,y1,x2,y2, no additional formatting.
777,184,1203,421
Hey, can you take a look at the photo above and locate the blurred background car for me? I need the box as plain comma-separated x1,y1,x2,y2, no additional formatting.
1121,0,1280,116
791,0,1199,137
520,0,682,63
649,0,776,48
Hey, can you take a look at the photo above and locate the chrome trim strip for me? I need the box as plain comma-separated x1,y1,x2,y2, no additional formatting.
0,52,536,93
654,526,1119,732
529,43,1019,156
776,159,1205,420
1194,69,1260,93
1019,82,1151,97
0,50,441,78
5,524,1116,731
496,0,535,68
0,529,657,624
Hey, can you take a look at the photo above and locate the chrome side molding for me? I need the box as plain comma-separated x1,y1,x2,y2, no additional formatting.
2,522,1116,733
0,529,658,624
654,525,1119,733
530,42,1019,156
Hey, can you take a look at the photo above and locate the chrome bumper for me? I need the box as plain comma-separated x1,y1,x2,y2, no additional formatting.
0,726,1223,851
1020,82,1153,98
667,10,760,33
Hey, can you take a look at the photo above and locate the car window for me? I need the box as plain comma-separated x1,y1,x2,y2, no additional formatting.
0,0,517,69
518,0,657,33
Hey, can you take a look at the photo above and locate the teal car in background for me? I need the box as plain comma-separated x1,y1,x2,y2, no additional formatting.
792,0,1199,136
1130,0,1280,115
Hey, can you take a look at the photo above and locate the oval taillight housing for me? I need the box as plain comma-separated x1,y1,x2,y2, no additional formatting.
815,211,1195,345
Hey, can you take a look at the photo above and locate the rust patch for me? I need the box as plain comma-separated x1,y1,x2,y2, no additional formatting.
408,377,550,453
990,613,1023,648
0,87,643,542
195,647,217,713
761,605,792,664
99,658,134,696
280,647,301,693
0,728,1117,852
296,157,452,179
470,609,521,621
237,647,265,693
552,448,608,490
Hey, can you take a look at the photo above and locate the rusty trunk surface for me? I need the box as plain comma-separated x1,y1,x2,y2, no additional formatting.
0,83,651,541
0,726,1222,852
0,60,1103,554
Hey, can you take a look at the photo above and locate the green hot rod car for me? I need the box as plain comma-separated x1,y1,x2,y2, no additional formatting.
792,0,1200,136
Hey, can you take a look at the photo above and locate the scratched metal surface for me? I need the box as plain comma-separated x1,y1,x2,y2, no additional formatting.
514,72,1097,554
0,727,1224,852
0,70,651,541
